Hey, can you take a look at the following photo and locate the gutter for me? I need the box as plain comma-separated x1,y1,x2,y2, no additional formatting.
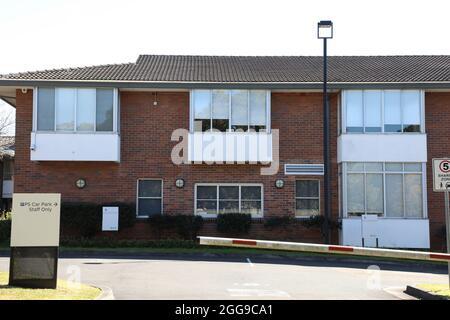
2,79,450,90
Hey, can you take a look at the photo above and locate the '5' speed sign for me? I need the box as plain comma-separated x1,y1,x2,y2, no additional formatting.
433,158,450,191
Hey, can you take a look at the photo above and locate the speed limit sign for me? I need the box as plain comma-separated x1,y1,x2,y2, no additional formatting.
433,158,450,192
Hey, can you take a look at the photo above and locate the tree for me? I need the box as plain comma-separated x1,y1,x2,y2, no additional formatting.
0,111,14,136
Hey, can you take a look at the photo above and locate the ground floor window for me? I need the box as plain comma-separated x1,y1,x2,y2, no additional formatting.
295,180,320,217
137,179,163,217
195,183,263,217
343,162,425,218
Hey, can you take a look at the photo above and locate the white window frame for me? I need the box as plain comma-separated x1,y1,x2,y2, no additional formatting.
189,90,271,133
33,87,119,133
342,162,427,219
194,183,264,218
136,178,163,218
295,179,320,218
341,90,425,134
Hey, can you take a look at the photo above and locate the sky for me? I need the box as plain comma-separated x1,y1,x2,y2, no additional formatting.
1,0,450,135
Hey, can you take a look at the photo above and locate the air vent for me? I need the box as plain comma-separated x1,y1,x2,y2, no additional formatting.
284,164,324,175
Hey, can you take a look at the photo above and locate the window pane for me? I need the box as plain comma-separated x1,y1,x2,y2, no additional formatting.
404,163,422,172
37,88,55,131
194,90,211,119
364,91,382,132
219,186,239,200
365,163,383,172
197,186,217,200
346,91,363,132
366,174,383,215
402,91,421,132
386,174,404,217
405,174,423,218
231,90,248,129
241,201,261,214
2,160,13,180
212,90,229,131
347,173,364,216
212,90,229,119
384,90,402,132
196,200,217,214
55,88,75,131
296,180,319,198
385,163,403,171
347,162,364,172
76,89,96,131
296,199,319,217
96,89,114,131
194,119,211,132
218,201,239,213
241,186,261,200
138,180,162,198
138,199,161,217
249,91,266,126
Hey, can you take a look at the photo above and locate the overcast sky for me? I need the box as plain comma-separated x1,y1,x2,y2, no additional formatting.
1,0,450,135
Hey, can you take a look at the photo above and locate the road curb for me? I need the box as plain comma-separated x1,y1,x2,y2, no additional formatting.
94,285,115,300
404,285,449,300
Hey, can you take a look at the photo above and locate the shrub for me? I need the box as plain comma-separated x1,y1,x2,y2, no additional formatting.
61,202,136,238
0,214,11,242
216,213,251,234
264,216,295,228
60,237,198,248
148,215,203,240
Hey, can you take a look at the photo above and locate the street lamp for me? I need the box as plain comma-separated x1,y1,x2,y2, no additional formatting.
318,20,333,244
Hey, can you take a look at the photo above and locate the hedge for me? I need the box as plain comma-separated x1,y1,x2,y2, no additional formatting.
148,215,203,240
216,213,251,234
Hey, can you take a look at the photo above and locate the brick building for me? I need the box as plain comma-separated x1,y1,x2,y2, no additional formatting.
1,55,449,250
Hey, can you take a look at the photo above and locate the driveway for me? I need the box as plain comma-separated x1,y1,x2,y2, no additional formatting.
0,254,447,299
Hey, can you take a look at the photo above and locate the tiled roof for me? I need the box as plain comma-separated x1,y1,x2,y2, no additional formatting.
2,55,450,83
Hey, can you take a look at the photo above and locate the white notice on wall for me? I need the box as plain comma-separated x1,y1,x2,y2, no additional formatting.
102,207,119,231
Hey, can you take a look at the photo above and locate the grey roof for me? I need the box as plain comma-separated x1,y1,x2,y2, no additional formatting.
2,55,450,88
0,136,14,159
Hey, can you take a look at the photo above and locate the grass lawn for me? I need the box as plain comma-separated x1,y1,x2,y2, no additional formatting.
0,272,101,300
417,284,450,298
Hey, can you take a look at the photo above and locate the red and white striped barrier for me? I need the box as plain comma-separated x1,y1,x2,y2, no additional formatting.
198,236,450,262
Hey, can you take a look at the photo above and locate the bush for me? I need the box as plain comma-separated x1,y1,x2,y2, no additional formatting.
0,218,11,243
61,202,136,238
60,237,198,249
216,213,251,234
264,216,295,228
148,215,203,240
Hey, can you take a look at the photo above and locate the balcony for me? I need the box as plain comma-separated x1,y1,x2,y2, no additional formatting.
30,132,120,162
187,132,273,163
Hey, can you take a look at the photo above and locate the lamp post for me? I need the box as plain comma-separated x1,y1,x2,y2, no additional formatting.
318,20,333,244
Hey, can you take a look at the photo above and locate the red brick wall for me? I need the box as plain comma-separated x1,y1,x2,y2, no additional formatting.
14,89,340,243
425,92,450,251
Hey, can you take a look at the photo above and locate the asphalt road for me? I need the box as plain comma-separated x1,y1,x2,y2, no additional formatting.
0,254,448,299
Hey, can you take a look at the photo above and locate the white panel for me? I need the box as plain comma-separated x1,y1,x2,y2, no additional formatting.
337,134,427,163
188,132,272,163
102,206,119,231
2,180,13,198
341,218,430,248
30,132,120,162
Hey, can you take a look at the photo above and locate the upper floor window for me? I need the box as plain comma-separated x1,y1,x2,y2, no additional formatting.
342,90,423,134
36,87,116,132
191,90,270,133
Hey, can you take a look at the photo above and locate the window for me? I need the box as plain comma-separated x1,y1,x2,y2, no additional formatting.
137,179,162,217
195,184,263,216
295,180,320,217
36,87,116,132
192,90,269,132
344,162,424,218
343,90,423,133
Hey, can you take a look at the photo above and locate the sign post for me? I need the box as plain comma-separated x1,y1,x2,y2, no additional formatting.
432,158,450,288
9,193,61,288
